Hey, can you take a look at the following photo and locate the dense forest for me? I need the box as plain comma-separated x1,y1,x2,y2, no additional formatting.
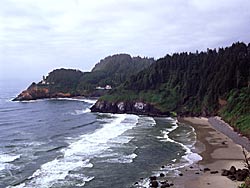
100,42,250,137
41,69,84,95
76,54,154,93
37,54,154,95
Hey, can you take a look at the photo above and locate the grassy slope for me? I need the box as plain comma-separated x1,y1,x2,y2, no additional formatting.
219,87,250,138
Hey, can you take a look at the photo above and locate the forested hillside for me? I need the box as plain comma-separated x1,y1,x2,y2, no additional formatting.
76,54,154,92
98,42,250,137
40,69,84,94
14,54,154,100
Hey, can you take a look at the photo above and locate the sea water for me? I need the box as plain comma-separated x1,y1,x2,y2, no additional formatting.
0,80,201,188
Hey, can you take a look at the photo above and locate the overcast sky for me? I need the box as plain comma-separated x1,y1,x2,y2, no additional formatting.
0,0,250,82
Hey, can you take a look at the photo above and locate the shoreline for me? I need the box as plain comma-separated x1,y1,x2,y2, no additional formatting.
174,117,247,188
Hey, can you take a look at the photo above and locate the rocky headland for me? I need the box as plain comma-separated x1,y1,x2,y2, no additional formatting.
13,54,154,102
90,100,170,116
12,83,74,101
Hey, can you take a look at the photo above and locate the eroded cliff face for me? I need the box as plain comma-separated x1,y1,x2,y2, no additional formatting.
13,84,72,101
90,100,170,116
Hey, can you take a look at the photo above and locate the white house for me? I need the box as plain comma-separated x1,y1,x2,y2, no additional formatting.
105,85,112,90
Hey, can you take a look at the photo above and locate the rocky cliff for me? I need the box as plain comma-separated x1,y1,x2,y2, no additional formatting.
90,100,170,116
13,83,73,101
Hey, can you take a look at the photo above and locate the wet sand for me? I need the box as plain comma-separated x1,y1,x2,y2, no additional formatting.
174,117,249,188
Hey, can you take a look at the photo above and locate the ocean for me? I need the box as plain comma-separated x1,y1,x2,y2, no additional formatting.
0,81,201,188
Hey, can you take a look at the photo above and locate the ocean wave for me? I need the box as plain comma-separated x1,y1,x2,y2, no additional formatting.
139,116,156,127
13,98,50,103
156,118,202,172
70,108,91,115
63,114,138,157
12,98,97,104
45,146,67,153
67,98,96,115
0,107,27,113
9,159,93,188
0,154,20,164
10,114,139,187
68,174,94,187
156,117,178,142
101,153,137,164
81,99,97,104
135,119,201,188
70,121,96,130
0,153,21,171
108,135,134,145
54,98,97,104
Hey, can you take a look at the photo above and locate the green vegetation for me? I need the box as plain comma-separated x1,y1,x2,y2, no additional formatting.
100,42,250,136
101,86,180,113
77,54,154,91
23,43,249,137
219,88,250,137
239,148,250,188
39,69,84,94
239,177,250,188
37,54,154,96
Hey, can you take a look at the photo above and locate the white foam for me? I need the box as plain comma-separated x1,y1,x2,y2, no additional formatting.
47,98,97,104
10,157,93,188
82,99,97,104
0,154,20,163
139,147,202,188
56,98,96,103
98,152,118,158
157,119,202,171
183,152,202,164
73,175,95,187
11,97,96,103
0,164,5,171
15,99,47,103
178,125,202,166
165,117,178,125
171,159,177,162
103,153,137,164
71,108,91,115
64,114,138,157
157,118,178,142
11,114,139,187
0,154,20,171
59,98,97,104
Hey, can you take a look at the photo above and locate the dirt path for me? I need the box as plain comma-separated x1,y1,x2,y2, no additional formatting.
208,117,250,152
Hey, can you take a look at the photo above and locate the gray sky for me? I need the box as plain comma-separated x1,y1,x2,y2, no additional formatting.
0,0,250,82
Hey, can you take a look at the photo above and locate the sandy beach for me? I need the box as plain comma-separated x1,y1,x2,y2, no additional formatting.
173,117,249,188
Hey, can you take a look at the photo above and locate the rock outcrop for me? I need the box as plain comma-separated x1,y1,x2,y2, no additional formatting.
13,83,73,101
90,100,170,116
221,166,250,181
